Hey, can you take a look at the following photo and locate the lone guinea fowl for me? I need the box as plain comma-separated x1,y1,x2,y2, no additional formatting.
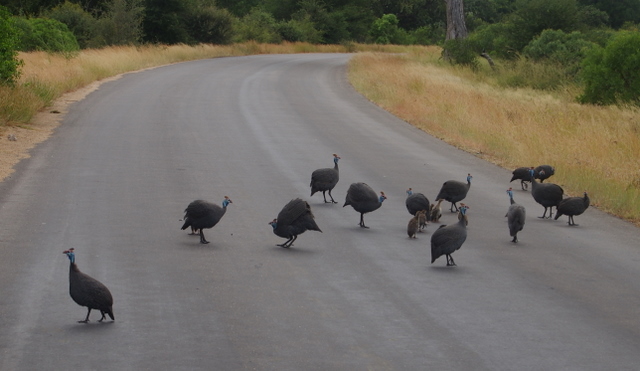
181,196,232,244
269,198,322,248
406,188,431,220
534,165,555,183
343,183,386,228
435,173,472,212
506,188,526,243
310,154,340,203
510,167,534,190
529,169,563,219
431,205,469,266
554,191,590,226
63,248,114,323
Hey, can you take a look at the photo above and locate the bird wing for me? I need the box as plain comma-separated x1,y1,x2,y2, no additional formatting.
277,198,312,227
184,200,214,219
346,183,377,204
406,193,430,215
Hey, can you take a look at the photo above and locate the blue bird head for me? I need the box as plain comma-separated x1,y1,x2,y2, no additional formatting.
223,196,232,207
63,248,75,263
269,219,277,229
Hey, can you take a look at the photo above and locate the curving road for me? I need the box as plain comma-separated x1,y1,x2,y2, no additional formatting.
1,53,640,370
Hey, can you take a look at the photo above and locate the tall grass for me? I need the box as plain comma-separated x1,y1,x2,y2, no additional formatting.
349,50,640,224
1,42,399,127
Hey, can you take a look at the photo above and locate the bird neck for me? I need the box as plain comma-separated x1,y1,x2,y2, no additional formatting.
69,262,80,272
270,222,277,230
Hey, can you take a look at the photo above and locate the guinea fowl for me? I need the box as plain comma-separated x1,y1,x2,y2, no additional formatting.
534,165,555,183
418,209,428,232
435,173,472,212
181,196,232,244
510,167,534,190
431,205,469,266
429,199,443,222
506,188,526,243
310,154,340,203
269,198,322,248
343,183,386,228
529,169,563,219
407,212,420,238
63,248,114,323
555,191,590,226
406,188,431,219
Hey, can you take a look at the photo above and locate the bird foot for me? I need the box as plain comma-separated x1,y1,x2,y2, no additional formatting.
511,237,518,243
200,240,210,244
359,225,370,229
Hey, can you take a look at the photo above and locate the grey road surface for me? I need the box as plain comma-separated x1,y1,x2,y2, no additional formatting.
1,54,640,370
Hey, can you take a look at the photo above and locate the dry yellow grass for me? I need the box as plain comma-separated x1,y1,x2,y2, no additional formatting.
349,50,640,224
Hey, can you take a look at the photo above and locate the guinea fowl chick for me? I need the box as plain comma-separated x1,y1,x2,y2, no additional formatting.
506,188,526,243
63,248,114,323
431,205,469,266
310,154,340,203
435,174,472,212
269,198,322,248
343,183,386,228
555,191,590,226
407,212,421,238
429,199,443,222
417,209,428,232
181,196,232,244
529,169,563,219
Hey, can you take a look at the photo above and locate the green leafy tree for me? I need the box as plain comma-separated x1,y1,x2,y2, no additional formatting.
579,31,640,106
510,0,580,51
233,7,281,43
13,17,80,53
578,0,640,29
94,0,144,46
523,29,597,76
46,1,97,48
184,5,235,44
0,6,23,85
370,13,400,44
143,0,190,43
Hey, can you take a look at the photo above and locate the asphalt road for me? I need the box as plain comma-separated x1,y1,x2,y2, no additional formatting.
1,53,640,370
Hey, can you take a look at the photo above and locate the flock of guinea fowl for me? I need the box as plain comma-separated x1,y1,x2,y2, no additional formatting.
62,154,590,323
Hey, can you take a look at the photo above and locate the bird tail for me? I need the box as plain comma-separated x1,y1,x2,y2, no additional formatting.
107,308,115,320
180,218,190,230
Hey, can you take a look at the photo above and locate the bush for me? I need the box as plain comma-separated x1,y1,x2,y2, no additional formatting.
467,22,519,59
443,38,479,69
370,14,401,44
233,8,281,43
94,0,144,46
45,1,96,49
14,17,79,53
278,16,323,43
0,6,23,85
185,6,235,45
579,31,640,106
523,30,597,76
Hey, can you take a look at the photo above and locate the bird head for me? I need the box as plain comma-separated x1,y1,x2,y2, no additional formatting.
269,219,277,229
223,196,232,207
406,188,413,196
379,191,387,203
63,248,75,263
459,204,469,215
507,187,514,198
333,154,340,163
467,174,473,182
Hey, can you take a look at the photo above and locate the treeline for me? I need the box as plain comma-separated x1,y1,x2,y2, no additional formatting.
1,0,640,105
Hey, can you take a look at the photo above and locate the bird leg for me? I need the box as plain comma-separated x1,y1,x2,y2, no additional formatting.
521,180,528,191
328,190,337,204
189,227,198,235
539,207,551,219
98,311,107,322
512,236,518,243
79,308,92,323
278,235,297,248
199,229,210,244
359,213,369,228
446,254,457,266
450,203,458,213
568,216,578,226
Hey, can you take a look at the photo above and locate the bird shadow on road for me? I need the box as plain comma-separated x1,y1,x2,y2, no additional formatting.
64,320,115,333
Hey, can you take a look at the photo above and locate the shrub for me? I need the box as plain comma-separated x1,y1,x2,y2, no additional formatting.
467,22,519,59
443,38,479,69
579,31,640,106
233,8,282,43
45,1,97,49
94,0,144,46
523,30,597,76
14,17,79,53
0,6,23,85
370,14,401,44
185,6,235,45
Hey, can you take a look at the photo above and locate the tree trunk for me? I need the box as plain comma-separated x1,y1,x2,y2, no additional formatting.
445,0,468,41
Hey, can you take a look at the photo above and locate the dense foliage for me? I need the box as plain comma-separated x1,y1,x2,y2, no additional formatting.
0,5,22,85
1,0,640,105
